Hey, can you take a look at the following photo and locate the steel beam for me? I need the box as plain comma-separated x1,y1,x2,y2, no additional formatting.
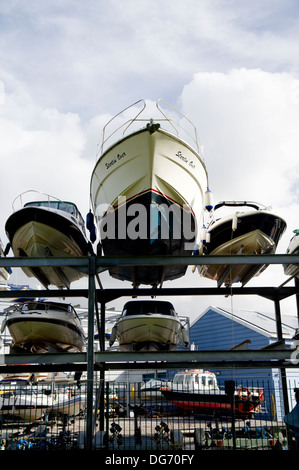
0,349,295,364
0,253,299,269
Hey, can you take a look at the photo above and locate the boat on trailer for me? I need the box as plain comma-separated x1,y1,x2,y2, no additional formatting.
109,300,189,351
0,379,85,422
0,380,54,422
161,369,264,419
194,201,286,287
89,99,212,287
1,300,86,353
5,191,93,289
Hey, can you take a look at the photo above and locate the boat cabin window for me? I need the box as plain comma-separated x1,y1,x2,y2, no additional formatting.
24,201,85,231
20,302,73,314
25,200,77,213
173,375,185,385
201,375,216,387
185,375,193,387
207,376,216,386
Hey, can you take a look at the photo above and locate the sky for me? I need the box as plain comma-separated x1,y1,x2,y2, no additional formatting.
1,0,299,324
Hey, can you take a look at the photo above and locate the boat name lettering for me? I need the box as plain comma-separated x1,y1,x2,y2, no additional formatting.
117,152,126,160
176,151,195,169
105,152,126,169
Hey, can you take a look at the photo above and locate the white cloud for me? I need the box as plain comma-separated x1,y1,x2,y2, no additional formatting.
181,68,299,225
177,68,299,317
0,78,93,246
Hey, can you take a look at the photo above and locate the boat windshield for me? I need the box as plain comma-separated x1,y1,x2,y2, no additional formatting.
122,301,175,317
24,200,86,232
20,302,73,314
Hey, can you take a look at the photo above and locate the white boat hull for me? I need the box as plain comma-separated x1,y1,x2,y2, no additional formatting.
3,302,85,353
91,128,207,220
0,240,11,281
0,386,84,422
199,229,275,285
284,230,299,278
5,193,91,289
111,314,186,351
50,394,87,417
91,124,208,285
0,390,53,422
6,316,85,353
11,221,87,288
197,207,286,286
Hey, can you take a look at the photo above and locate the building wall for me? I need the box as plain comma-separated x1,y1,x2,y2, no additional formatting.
189,307,277,419
190,308,270,352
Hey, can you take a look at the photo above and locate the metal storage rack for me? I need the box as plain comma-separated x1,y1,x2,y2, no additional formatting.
0,253,299,449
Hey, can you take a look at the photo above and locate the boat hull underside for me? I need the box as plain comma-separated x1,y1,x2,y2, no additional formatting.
200,229,275,286
6,316,85,353
284,240,299,278
114,315,183,351
10,221,87,288
100,192,196,285
0,267,11,282
162,389,261,418
199,213,286,286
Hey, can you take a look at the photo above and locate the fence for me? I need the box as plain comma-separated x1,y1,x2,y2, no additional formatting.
0,376,298,451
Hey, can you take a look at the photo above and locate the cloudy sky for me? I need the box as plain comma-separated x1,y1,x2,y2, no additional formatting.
1,0,299,323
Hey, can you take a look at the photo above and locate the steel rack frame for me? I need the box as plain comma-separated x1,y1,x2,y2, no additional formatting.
0,253,299,449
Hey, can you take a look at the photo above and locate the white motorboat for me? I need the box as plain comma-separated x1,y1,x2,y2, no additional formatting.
0,380,54,422
194,201,286,287
90,99,212,287
109,300,189,351
5,190,93,289
1,300,86,353
0,380,84,422
0,238,11,282
283,229,299,278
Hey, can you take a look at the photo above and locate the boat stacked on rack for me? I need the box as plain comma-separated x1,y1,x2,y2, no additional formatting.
283,229,299,279
194,201,287,287
5,191,93,289
0,238,11,282
89,99,212,287
1,300,86,353
109,300,189,351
